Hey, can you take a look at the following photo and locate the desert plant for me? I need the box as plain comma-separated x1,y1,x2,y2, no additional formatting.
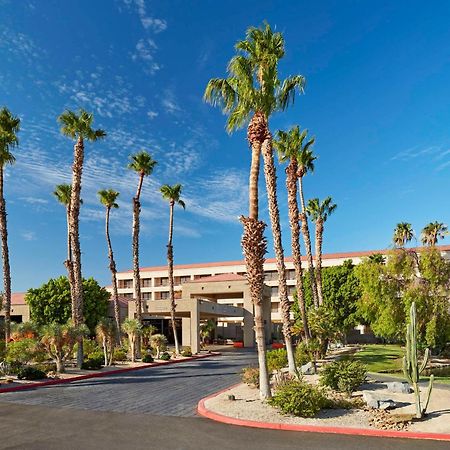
267,348,288,373
199,319,215,347
150,334,168,359
181,347,192,357
320,360,367,395
159,352,171,361
241,367,260,388
95,318,116,366
16,366,47,380
142,325,157,349
142,354,154,363
81,356,103,370
403,302,434,419
10,322,38,341
269,380,326,417
121,318,142,362
5,338,37,365
113,348,127,362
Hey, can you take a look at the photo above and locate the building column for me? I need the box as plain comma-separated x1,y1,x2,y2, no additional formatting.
190,301,200,354
243,291,254,347
263,292,272,345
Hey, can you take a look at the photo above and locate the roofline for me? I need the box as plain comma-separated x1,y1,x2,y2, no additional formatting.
123,244,450,274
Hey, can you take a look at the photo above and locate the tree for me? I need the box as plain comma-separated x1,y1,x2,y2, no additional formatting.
393,222,414,248
421,222,448,246
58,109,105,368
150,333,168,359
199,319,215,347
306,197,337,306
98,188,121,343
142,325,157,349
160,184,185,355
0,107,20,344
53,183,81,319
128,151,157,357
95,318,116,366
40,322,87,373
204,22,304,397
25,276,110,332
274,126,314,341
122,318,142,362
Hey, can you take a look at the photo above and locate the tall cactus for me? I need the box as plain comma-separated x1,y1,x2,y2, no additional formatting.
402,302,434,419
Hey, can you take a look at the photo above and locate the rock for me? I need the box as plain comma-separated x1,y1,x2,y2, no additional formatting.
384,381,411,394
363,391,397,410
300,362,315,375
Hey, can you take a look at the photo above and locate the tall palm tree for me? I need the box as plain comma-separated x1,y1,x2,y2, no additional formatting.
274,126,313,341
296,146,319,308
204,23,305,394
393,222,414,248
53,183,81,320
0,107,20,345
128,151,157,356
58,109,105,367
421,222,448,246
306,197,337,306
160,184,185,355
98,189,121,343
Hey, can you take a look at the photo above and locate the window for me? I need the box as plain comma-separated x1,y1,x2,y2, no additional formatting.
271,303,279,313
288,285,296,295
179,276,191,284
123,293,133,299
194,274,212,280
120,279,133,289
142,292,151,300
160,291,170,300
141,278,152,287
285,269,295,280
264,271,278,281
160,277,169,286
271,286,279,297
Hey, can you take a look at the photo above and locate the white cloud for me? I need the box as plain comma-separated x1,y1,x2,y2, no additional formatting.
121,0,167,33
20,196,48,205
21,231,36,241
147,110,158,119
131,38,161,74
391,145,450,171
161,89,181,114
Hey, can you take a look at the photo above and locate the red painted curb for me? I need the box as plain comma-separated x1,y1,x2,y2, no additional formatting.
0,352,220,394
197,385,450,442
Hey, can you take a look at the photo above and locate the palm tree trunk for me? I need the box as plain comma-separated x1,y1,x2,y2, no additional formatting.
315,219,324,306
0,167,11,345
298,176,319,308
132,175,143,358
261,137,297,375
286,160,310,341
64,207,76,323
105,207,122,344
167,202,180,355
242,111,271,399
69,136,84,368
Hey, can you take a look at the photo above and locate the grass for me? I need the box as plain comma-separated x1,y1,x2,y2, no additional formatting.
350,344,450,385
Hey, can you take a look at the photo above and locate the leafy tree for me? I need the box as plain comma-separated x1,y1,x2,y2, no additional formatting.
0,107,20,344
58,109,105,368
160,184,185,355
421,221,448,246
121,318,142,362
150,333,168,359
25,276,109,332
95,318,116,366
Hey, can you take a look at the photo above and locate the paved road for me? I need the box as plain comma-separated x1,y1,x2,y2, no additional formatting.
0,350,448,450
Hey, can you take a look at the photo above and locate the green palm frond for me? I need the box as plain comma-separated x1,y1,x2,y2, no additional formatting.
58,109,106,141
128,151,157,176
306,197,337,222
53,184,72,206
98,189,120,209
421,221,448,246
160,183,185,209
0,107,20,167
393,222,414,247
274,126,315,170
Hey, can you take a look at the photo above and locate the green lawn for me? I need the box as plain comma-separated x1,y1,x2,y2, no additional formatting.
350,344,450,385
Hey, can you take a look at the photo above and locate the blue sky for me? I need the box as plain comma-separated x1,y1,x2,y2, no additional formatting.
0,0,449,291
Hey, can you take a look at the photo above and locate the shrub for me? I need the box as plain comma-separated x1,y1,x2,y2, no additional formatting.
17,366,47,380
81,356,103,370
241,367,259,388
34,362,57,374
268,380,326,417
87,349,105,361
181,347,192,357
295,342,311,366
159,352,171,361
320,360,367,395
142,354,154,363
5,338,37,365
267,348,288,372
150,334,168,359
0,340,6,361
113,348,127,362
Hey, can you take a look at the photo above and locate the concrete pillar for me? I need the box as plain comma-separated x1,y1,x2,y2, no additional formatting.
190,301,200,354
243,291,255,347
263,293,272,345
181,317,191,347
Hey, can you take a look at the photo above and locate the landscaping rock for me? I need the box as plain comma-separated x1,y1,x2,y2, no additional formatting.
384,381,412,394
300,362,315,375
362,391,397,410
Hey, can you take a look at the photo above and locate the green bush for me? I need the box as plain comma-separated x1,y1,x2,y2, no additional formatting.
17,366,47,380
5,339,37,365
159,352,171,361
34,362,57,374
320,360,367,394
113,348,127,362
269,380,326,417
81,356,103,370
295,342,311,366
241,367,259,388
142,354,154,363
267,348,288,372
87,349,104,361
0,340,6,361
181,347,192,357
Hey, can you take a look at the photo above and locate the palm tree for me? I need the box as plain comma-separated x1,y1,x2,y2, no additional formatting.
53,183,81,320
58,109,106,368
98,189,121,343
0,107,20,345
204,23,304,397
121,318,142,363
128,151,157,357
421,222,448,246
150,333,168,359
306,197,337,306
393,222,414,248
160,184,185,355
274,126,314,341
95,318,116,366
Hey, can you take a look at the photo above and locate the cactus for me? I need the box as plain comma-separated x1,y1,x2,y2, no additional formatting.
402,302,434,419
